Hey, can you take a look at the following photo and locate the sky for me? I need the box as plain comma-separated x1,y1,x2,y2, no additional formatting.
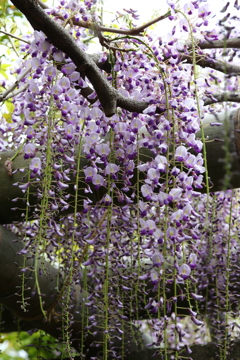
102,0,169,24
102,0,233,28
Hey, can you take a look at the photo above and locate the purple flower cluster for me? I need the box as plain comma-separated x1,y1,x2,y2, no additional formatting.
1,0,240,356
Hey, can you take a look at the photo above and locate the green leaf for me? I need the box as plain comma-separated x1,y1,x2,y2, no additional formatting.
0,64,10,70
5,100,14,113
0,69,8,79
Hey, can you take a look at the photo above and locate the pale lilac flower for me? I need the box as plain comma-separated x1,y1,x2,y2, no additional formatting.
115,148,125,160
183,2,195,15
126,144,136,159
146,219,157,235
18,182,30,191
183,176,193,190
183,98,196,111
179,18,189,32
65,88,78,100
198,4,211,18
194,175,203,189
102,194,112,205
166,226,178,240
39,39,51,53
58,181,69,190
84,166,97,182
24,143,36,159
105,163,120,175
191,316,204,326
143,105,156,115
141,184,153,200
29,157,41,173
61,102,71,116
147,168,159,184
51,85,63,99
45,66,57,80
153,228,164,243
152,252,164,267
168,188,182,201
114,122,127,134
191,293,203,301
26,127,35,140
95,143,110,157
92,174,105,189
53,50,64,62
154,155,168,172
64,123,74,139
158,191,169,205
31,57,40,70
29,79,39,94
184,154,196,168
150,269,159,285
171,209,183,225
59,76,70,90
69,71,80,82
63,154,75,163
24,108,36,125
179,264,191,279
62,62,76,75
167,0,176,9
182,205,192,221
90,107,103,118
175,146,188,162
188,253,197,269
140,218,156,235
131,118,142,133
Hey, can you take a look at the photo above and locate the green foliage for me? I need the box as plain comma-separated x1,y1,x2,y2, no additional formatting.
0,331,63,360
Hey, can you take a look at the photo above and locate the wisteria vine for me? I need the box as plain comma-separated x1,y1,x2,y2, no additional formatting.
1,0,240,359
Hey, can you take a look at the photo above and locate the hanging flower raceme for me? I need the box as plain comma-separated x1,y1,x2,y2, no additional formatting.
2,0,240,357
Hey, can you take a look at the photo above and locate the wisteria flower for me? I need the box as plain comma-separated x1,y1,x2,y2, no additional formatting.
84,166,97,182
29,157,41,174
92,174,105,189
152,252,164,267
175,146,188,162
24,143,36,159
179,263,191,280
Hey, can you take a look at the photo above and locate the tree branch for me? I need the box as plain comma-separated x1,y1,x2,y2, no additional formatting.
204,92,240,105
37,0,171,36
181,53,240,75
0,68,30,102
194,37,240,50
0,29,31,44
6,0,240,119
10,0,118,117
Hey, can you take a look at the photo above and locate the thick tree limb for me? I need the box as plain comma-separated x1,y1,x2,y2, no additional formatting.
194,37,240,49
204,92,240,105
181,53,240,75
